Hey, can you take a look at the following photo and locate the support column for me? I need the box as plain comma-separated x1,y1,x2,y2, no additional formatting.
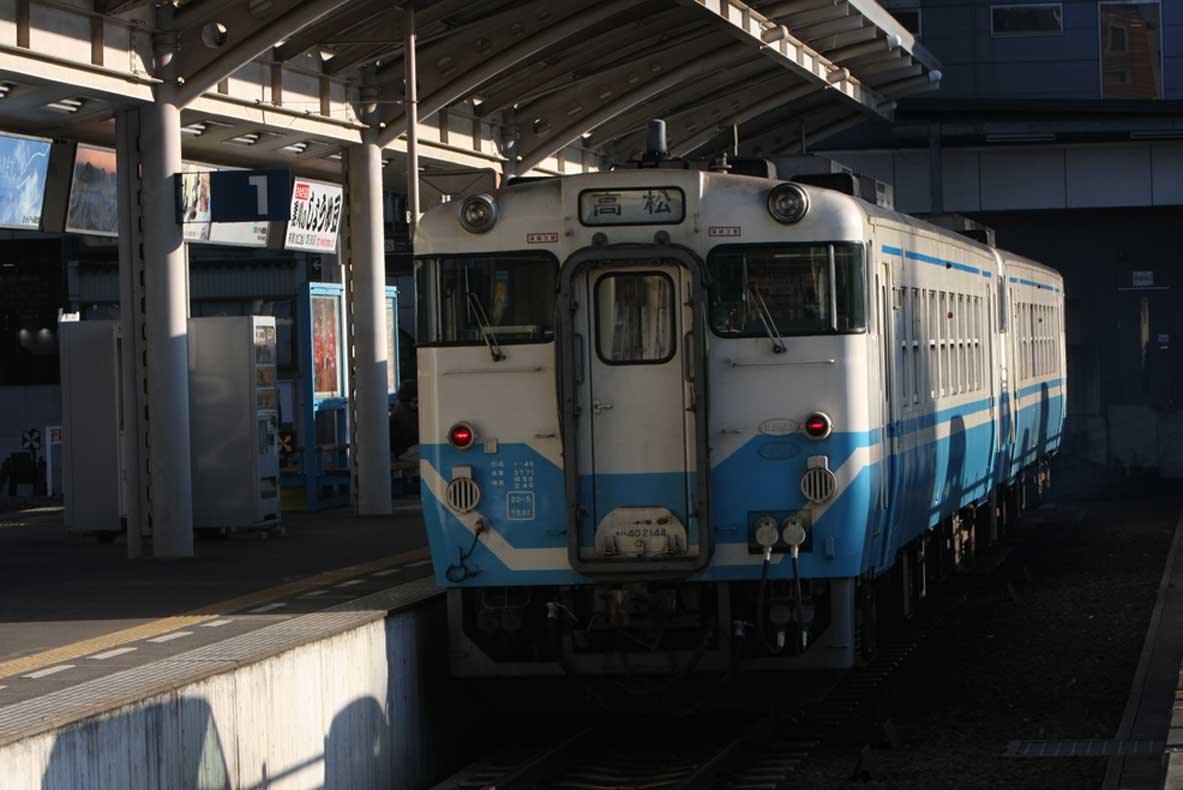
115,109,146,558
348,133,393,515
929,122,944,214
404,4,420,233
139,32,194,556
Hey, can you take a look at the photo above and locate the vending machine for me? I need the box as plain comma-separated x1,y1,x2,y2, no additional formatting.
58,319,123,538
188,316,281,531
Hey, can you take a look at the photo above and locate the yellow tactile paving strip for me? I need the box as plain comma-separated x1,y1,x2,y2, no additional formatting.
0,545,431,680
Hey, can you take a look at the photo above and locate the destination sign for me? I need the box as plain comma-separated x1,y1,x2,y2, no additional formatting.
578,187,685,226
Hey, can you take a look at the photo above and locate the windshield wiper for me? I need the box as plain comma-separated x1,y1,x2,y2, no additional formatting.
466,292,506,362
747,284,786,354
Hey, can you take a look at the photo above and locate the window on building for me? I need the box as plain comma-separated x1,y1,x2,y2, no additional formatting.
991,3,1063,36
893,8,922,36
1100,2,1162,99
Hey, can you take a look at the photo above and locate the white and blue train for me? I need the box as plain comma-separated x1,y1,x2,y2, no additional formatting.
414,145,1065,677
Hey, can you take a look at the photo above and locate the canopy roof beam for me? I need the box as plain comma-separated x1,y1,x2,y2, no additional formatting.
375,0,644,148
174,0,355,107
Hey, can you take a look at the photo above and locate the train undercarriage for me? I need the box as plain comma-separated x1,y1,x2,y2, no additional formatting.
448,463,1054,679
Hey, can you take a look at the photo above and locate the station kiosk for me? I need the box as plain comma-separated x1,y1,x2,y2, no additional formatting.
188,316,282,531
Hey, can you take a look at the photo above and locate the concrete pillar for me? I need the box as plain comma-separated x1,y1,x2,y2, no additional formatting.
139,34,194,556
115,109,146,558
349,135,393,515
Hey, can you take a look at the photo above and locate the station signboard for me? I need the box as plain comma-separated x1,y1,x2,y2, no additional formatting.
285,178,342,253
177,162,270,247
0,132,51,230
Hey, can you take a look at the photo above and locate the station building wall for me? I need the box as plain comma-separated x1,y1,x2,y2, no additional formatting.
884,0,1182,100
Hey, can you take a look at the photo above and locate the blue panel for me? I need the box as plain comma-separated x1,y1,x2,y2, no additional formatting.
208,169,291,222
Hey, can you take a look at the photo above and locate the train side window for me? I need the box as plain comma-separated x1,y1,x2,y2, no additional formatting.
937,291,947,397
977,296,984,391
928,289,939,399
1037,305,1044,376
957,293,967,394
898,287,912,406
970,296,978,391
1018,301,1025,381
949,293,958,395
971,296,980,391
911,288,922,404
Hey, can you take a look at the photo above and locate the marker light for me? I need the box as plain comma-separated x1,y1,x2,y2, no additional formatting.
803,412,832,440
448,422,477,450
767,183,809,224
458,193,497,233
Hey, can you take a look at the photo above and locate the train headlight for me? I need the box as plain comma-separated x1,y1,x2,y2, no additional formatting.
458,194,497,233
767,183,809,224
803,412,832,440
448,422,477,450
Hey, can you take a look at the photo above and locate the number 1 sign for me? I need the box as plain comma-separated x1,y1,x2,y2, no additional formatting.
175,168,291,224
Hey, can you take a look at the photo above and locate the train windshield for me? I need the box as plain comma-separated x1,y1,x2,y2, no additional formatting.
707,243,866,336
416,252,558,345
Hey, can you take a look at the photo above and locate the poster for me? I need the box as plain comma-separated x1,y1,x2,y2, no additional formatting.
285,178,342,252
179,162,269,247
386,296,396,394
311,294,341,399
0,133,51,229
66,145,118,236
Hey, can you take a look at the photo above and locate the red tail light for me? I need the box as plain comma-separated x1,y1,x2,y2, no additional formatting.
449,422,476,450
803,412,832,440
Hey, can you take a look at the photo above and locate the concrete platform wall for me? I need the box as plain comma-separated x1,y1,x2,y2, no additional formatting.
0,598,461,790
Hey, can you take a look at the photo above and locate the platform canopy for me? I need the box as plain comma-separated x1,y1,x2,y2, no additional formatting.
0,0,939,179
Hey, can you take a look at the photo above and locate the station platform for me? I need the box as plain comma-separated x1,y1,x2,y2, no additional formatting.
1108,505,1183,790
0,499,440,727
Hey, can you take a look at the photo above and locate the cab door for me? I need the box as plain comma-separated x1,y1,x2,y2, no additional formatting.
587,266,690,537
558,250,711,575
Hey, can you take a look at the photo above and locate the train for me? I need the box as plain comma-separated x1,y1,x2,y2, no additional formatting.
414,131,1065,678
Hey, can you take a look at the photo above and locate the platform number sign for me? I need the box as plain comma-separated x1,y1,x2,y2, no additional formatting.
22,428,40,451
175,169,291,224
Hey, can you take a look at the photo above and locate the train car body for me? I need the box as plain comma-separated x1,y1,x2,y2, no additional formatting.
414,165,1065,677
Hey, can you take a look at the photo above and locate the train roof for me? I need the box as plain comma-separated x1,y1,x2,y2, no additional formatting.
997,249,1063,283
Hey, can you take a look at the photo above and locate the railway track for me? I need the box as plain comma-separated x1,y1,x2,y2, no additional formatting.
433,546,1009,790
430,628,935,790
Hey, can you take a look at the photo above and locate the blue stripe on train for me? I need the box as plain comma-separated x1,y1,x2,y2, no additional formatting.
422,386,1065,586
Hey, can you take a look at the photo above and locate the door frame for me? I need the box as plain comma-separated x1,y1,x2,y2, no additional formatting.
557,244,713,577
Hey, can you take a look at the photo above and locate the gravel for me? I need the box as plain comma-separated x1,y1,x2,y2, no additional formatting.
790,470,1177,790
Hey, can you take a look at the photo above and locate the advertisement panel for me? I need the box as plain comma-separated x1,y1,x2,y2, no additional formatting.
178,163,269,247
285,178,342,253
0,133,51,230
65,145,118,236
311,294,341,399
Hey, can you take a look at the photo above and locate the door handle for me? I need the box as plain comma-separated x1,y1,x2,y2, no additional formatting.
592,400,614,414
